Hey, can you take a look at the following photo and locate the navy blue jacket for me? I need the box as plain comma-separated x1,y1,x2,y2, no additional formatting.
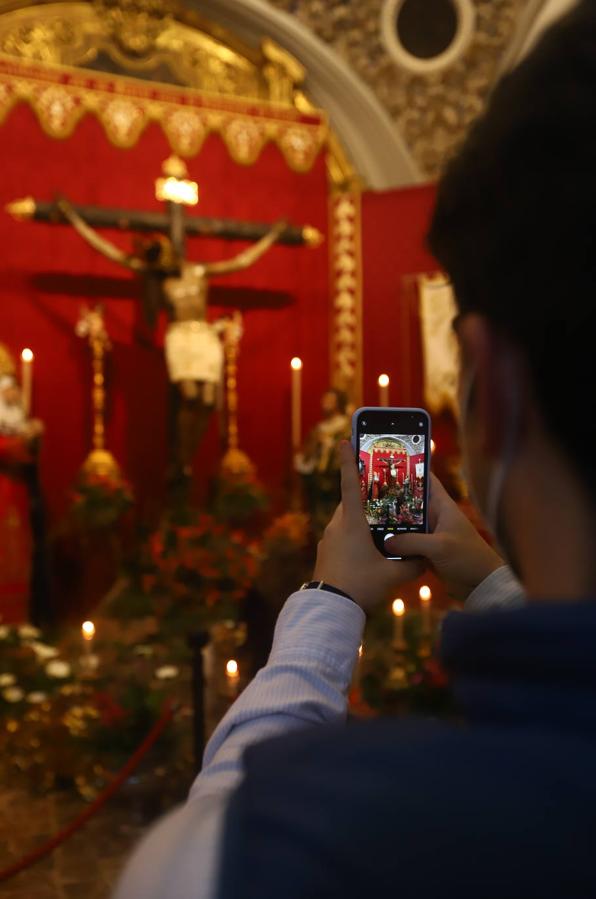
218,600,596,898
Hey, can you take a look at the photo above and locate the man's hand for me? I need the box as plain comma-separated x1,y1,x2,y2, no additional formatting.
313,442,424,612
385,474,504,601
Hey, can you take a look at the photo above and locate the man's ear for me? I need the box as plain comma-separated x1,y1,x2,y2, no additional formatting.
458,314,521,456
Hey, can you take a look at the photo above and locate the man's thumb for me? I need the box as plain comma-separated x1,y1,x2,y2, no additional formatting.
385,532,439,561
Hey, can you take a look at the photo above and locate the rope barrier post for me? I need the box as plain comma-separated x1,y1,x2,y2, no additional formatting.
187,631,209,774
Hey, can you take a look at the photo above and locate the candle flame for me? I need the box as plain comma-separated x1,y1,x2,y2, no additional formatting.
21,348,34,363
358,643,364,658
81,620,95,640
431,439,436,454
419,585,432,602
290,357,303,371
392,598,405,617
377,373,390,388
226,659,239,677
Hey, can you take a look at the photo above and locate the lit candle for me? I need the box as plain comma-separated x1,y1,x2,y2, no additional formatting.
392,598,406,649
419,585,432,636
20,348,34,417
377,373,390,406
353,642,364,691
81,620,96,672
290,357,303,451
225,658,240,699
81,620,95,650
431,439,436,455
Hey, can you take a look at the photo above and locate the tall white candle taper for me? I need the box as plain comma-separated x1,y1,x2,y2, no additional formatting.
419,585,432,636
20,348,33,417
378,373,390,406
81,619,95,649
225,658,240,699
81,620,96,672
392,598,406,649
291,357,303,451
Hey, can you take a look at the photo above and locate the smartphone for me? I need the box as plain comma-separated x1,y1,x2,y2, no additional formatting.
351,407,431,559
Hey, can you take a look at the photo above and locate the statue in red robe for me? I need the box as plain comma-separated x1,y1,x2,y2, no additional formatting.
0,353,44,623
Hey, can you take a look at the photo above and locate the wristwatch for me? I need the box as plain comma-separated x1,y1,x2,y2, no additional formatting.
300,580,356,604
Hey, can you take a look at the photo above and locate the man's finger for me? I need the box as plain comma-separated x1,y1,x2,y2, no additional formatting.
339,441,367,525
385,532,441,563
428,473,452,531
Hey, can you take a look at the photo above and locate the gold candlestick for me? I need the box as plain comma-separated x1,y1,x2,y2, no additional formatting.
75,306,120,477
221,313,254,476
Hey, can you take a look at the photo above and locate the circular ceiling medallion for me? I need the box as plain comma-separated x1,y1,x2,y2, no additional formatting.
381,0,476,75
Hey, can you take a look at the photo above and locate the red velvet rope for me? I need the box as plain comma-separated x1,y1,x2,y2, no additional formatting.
0,699,174,883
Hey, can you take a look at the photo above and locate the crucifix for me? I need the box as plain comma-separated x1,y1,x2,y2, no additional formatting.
7,156,322,501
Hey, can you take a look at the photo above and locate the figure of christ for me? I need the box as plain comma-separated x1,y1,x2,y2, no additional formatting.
58,199,286,490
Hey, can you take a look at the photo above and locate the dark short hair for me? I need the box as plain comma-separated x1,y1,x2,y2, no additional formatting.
428,1,596,463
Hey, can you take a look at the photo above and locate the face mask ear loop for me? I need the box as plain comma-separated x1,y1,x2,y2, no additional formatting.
485,359,521,541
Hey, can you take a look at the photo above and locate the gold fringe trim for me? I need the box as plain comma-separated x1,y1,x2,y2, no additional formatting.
0,54,328,173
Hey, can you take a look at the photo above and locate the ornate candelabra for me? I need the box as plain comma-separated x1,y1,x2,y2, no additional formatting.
75,305,121,478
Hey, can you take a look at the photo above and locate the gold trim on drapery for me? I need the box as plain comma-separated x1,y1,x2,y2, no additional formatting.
0,54,328,172
329,188,363,406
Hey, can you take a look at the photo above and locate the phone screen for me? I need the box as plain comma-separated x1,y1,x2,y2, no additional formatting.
352,407,431,558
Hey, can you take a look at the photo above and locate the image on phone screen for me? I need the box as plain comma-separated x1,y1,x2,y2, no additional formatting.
352,408,430,558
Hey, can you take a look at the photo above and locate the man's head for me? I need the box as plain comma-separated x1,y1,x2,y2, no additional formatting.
428,1,596,591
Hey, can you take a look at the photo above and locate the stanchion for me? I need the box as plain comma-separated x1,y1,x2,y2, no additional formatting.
187,631,209,774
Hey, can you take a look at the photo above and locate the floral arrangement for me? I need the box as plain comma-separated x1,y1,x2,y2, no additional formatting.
210,470,269,528
70,468,133,530
351,608,453,718
0,624,73,711
0,621,189,798
107,512,260,637
262,512,311,552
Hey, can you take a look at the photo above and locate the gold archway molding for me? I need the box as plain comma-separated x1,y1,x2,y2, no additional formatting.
0,0,333,172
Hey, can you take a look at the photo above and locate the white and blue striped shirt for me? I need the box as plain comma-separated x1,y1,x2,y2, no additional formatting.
114,566,523,899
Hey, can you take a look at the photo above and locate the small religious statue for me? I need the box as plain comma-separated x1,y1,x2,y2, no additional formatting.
0,344,45,623
57,188,285,494
294,388,351,535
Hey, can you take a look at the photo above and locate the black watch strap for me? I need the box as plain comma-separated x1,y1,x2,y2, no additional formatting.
300,580,356,605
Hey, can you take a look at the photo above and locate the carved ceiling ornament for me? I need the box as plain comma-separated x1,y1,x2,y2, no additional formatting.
265,0,525,178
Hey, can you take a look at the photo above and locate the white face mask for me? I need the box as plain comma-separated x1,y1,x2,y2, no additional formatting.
459,367,519,544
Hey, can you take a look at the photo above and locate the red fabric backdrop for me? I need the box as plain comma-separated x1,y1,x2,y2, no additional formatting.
0,104,330,524
360,184,460,467
361,184,437,408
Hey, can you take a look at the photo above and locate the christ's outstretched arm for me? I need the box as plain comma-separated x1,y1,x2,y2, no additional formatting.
203,220,287,276
57,197,145,272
